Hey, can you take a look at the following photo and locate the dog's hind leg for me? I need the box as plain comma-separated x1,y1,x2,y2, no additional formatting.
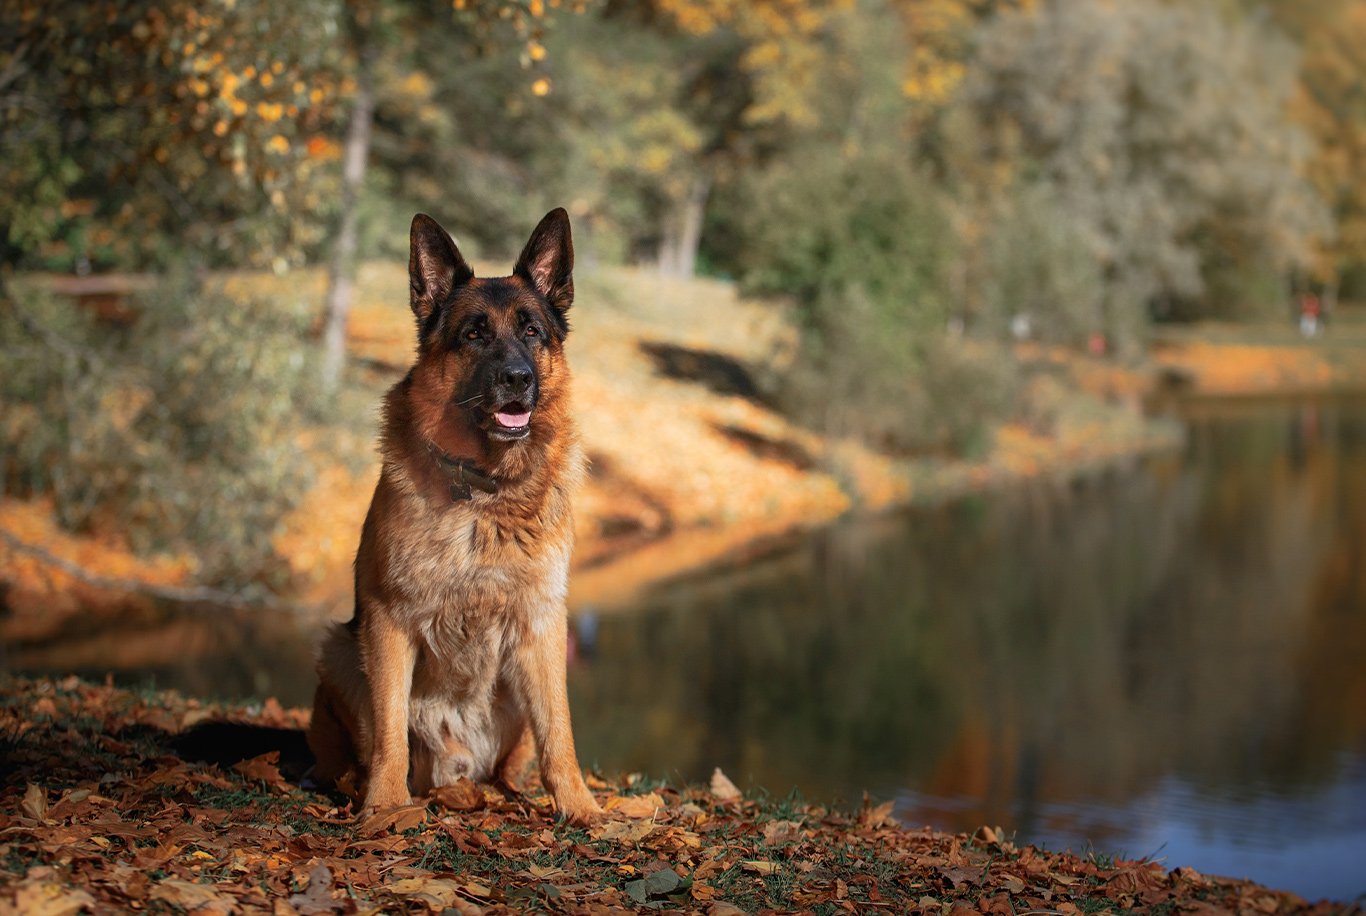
307,682,359,790
307,623,371,800
495,723,536,794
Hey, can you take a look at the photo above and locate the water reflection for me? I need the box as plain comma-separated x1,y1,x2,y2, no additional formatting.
566,397,1366,901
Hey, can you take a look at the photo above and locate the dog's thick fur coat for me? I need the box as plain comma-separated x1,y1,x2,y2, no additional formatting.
307,209,600,823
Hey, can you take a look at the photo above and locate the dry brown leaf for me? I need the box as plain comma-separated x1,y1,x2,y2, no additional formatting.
590,817,658,844
604,792,663,818
12,881,95,916
460,881,493,899
973,825,999,844
357,803,428,837
860,798,897,828
150,877,233,913
22,783,48,822
707,904,746,916
386,876,464,906
234,751,286,789
741,860,781,876
709,767,742,801
288,863,344,915
761,819,802,845
430,777,485,811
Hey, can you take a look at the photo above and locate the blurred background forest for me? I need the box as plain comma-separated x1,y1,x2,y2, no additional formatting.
2,0,1365,601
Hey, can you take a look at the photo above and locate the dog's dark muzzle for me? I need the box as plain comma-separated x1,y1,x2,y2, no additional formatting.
484,355,537,441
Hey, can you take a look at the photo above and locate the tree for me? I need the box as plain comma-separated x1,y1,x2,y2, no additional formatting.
1256,0,1366,305
0,0,344,272
582,0,853,277
952,0,1328,343
315,0,573,394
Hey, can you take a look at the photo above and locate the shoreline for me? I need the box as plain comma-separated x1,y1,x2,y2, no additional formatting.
1,675,1355,914
1,265,1362,623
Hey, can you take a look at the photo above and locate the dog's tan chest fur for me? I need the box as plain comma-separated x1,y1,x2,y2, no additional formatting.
329,459,578,791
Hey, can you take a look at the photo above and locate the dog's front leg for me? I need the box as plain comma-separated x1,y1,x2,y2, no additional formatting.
515,611,601,824
361,608,416,811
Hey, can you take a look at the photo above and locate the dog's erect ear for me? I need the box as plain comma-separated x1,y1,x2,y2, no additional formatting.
409,214,473,326
514,208,574,315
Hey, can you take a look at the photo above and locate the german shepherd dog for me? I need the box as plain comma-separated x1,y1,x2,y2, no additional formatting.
307,209,601,824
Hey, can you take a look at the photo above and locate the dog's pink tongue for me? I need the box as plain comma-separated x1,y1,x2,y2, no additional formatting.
495,410,531,428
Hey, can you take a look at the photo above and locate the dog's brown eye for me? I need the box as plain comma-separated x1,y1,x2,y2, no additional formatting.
465,330,481,342
524,325,540,339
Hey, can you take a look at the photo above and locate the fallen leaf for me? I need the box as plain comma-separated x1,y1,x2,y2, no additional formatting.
604,792,663,818
939,865,981,889
288,863,343,915
761,819,802,845
710,767,742,801
357,804,427,837
626,868,683,903
860,798,897,828
12,881,94,916
461,881,493,899
22,783,48,822
430,777,486,811
527,863,564,880
590,818,658,844
150,877,233,912
741,860,781,876
233,751,286,789
708,905,746,916
386,876,465,908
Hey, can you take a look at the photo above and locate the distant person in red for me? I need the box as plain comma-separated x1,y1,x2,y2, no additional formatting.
1299,292,1321,338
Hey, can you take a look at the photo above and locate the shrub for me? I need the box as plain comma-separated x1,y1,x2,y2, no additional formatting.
721,148,1015,452
1,272,319,590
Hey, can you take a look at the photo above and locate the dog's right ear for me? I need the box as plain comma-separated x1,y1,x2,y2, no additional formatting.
409,214,474,327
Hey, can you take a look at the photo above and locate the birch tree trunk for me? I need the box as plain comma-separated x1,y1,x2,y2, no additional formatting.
320,31,376,395
656,173,712,278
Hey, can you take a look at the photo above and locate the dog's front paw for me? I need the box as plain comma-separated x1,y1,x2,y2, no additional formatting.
363,783,413,813
556,791,603,826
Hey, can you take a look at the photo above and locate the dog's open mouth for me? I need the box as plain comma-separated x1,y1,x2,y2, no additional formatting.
490,403,532,439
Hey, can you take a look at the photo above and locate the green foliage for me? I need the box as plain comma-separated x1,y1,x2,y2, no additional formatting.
719,147,1014,452
0,0,344,273
977,181,1105,345
0,276,319,588
951,0,1328,335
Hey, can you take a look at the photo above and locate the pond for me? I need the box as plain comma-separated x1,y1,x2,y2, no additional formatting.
564,395,1366,902
8,395,1364,902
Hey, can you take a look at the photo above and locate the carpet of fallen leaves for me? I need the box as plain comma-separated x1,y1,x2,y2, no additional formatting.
2,677,1357,916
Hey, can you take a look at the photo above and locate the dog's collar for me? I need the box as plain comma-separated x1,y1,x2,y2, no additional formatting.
423,439,498,501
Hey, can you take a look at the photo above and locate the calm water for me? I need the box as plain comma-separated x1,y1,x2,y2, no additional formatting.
8,396,1365,901
564,396,1366,902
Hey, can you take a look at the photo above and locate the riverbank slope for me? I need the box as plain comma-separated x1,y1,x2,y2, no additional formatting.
2,676,1354,915
1,263,1183,619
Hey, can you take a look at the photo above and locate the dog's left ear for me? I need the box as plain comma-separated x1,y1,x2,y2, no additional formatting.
410,213,474,328
514,208,574,316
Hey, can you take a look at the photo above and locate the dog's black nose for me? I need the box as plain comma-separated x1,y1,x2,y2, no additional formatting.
501,364,533,392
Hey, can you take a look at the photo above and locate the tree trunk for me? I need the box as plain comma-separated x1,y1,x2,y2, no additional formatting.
674,173,711,279
320,32,376,395
656,216,680,275
656,173,711,278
